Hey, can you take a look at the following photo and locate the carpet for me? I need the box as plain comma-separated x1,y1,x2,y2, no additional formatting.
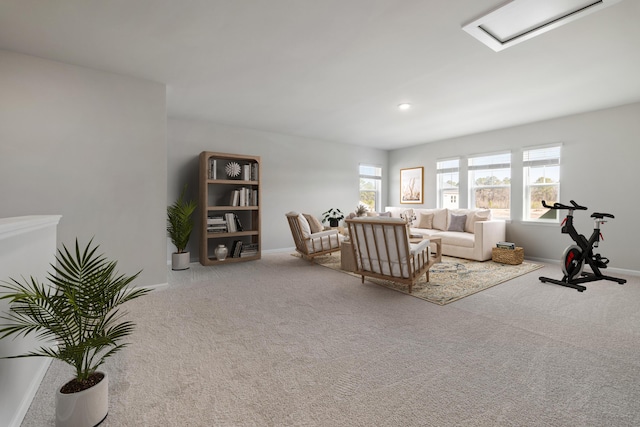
296,253,543,305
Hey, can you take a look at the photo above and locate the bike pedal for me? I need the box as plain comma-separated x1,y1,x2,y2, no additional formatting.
593,255,609,268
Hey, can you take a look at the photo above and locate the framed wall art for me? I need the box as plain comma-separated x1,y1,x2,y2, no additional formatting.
400,167,423,204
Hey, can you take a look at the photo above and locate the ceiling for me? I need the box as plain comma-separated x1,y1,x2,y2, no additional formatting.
1,0,639,150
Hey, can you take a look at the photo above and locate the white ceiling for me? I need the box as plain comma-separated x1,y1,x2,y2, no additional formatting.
1,0,639,150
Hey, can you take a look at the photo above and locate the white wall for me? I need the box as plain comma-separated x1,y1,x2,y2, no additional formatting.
0,50,167,287
389,102,640,272
168,118,388,258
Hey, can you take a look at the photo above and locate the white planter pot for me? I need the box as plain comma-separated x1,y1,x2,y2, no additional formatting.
56,372,108,427
172,251,190,270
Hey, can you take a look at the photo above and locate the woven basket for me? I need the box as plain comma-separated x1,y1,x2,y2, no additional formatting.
492,247,524,265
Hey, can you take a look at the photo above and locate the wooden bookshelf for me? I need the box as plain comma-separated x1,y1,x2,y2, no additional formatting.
199,151,261,265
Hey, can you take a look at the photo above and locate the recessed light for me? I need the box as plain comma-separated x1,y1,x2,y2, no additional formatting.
398,103,412,110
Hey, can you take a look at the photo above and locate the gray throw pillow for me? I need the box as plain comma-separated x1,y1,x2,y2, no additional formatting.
378,212,392,217
448,214,467,232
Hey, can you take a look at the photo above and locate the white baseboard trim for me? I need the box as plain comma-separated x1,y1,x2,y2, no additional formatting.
525,256,640,277
8,358,52,427
143,282,169,291
262,247,295,254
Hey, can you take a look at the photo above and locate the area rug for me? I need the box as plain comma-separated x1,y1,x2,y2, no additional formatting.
294,253,543,305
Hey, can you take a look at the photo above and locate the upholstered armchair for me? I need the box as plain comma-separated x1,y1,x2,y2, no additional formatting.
286,212,341,260
345,216,432,293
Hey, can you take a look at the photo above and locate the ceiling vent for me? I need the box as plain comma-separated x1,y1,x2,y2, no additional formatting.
462,0,622,52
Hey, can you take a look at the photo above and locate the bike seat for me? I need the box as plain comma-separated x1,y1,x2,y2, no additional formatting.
591,212,614,219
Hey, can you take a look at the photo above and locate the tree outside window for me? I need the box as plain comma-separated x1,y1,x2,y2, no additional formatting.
359,164,382,211
468,153,511,220
524,145,561,221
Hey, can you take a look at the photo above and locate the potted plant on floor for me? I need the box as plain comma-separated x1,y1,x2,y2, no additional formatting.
322,208,344,228
0,238,149,427
167,184,197,270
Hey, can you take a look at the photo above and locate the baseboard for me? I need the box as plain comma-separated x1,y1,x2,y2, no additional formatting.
525,256,640,277
143,282,169,291
262,247,295,254
7,358,52,427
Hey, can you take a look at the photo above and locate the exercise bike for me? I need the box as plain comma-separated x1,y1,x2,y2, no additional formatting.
539,200,627,292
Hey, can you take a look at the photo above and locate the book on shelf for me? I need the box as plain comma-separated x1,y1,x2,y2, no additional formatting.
207,215,226,224
229,187,256,207
229,190,240,207
207,215,227,232
243,164,251,181
225,212,237,232
208,158,217,180
207,227,228,233
231,240,243,258
496,241,516,250
223,213,243,232
240,243,259,257
251,163,258,181
234,214,243,232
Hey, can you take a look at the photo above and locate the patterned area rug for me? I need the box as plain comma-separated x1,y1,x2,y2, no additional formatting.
294,253,543,305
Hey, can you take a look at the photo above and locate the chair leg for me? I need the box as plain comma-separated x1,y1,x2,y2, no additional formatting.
361,275,364,283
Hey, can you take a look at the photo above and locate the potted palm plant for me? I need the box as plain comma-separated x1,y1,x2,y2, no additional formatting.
167,184,197,270
0,238,148,427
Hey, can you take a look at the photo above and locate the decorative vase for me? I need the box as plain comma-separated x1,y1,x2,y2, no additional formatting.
171,252,190,270
56,372,108,427
215,244,228,261
329,219,339,228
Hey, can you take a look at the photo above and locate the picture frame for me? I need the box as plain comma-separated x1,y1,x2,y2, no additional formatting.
400,167,423,204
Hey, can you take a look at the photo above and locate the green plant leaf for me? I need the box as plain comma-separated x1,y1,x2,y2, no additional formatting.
167,184,197,253
0,238,149,383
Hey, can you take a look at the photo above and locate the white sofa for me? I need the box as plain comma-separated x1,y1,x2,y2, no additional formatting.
384,207,506,261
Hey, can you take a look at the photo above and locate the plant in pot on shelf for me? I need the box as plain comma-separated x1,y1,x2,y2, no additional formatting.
0,238,149,427
322,208,344,228
167,184,197,270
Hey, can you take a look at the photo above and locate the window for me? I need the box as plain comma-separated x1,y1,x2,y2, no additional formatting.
468,152,511,220
359,164,382,212
437,158,459,209
523,145,561,221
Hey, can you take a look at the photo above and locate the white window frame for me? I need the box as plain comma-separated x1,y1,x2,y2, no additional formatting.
436,158,460,209
359,164,382,212
468,151,512,220
523,144,561,222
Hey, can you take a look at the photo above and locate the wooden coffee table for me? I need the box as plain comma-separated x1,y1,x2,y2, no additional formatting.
410,235,442,264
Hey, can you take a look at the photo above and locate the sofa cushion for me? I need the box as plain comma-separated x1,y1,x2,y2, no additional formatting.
416,212,434,229
296,213,312,237
435,231,475,248
467,210,491,234
448,214,467,232
449,208,491,233
414,208,447,230
384,207,404,218
303,213,323,233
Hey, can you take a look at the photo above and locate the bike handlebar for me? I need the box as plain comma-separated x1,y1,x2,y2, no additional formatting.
541,200,588,210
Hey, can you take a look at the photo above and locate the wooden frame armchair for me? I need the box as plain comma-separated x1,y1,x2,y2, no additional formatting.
346,217,432,293
286,212,341,261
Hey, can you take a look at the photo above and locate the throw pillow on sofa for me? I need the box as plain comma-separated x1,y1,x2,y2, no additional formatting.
303,213,324,233
467,211,491,233
448,214,467,232
416,212,434,229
